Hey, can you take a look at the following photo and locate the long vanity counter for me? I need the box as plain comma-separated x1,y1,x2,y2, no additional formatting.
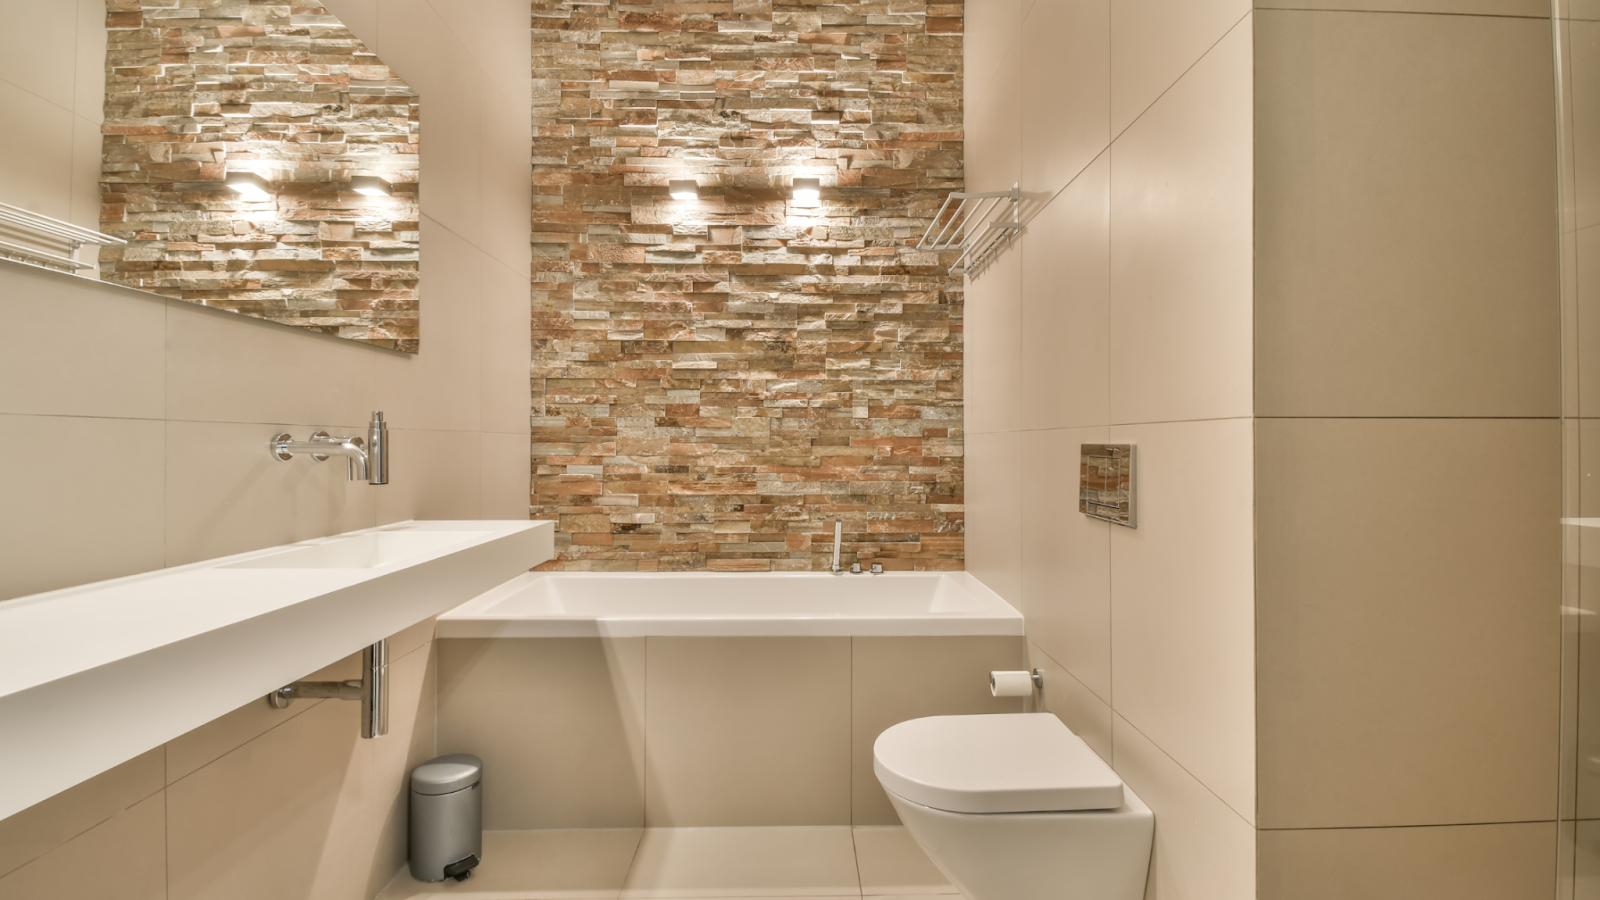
0,520,554,821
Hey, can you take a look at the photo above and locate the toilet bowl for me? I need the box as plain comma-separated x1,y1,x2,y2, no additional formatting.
873,714,1153,900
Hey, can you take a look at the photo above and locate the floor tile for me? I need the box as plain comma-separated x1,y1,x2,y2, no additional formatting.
620,828,860,898
851,827,955,895
377,829,643,899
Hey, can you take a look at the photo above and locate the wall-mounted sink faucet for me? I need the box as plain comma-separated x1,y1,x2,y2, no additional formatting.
271,411,389,484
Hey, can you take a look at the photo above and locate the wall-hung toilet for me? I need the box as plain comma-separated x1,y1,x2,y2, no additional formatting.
874,714,1153,900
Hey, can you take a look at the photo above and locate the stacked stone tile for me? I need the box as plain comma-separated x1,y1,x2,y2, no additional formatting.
100,0,421,351
530,0,965,570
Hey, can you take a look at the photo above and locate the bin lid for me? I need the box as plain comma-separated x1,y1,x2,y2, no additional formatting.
412,754,482,795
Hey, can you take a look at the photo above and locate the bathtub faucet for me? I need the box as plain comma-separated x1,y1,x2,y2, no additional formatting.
830,522,882,575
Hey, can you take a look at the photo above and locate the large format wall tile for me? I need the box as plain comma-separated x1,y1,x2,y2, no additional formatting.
1028,642,1113,763
166,697,359,900
0,748,162,880
851,636,1025,823
480,431,534,521
166,300,377,428
964,0,1022,115
1020,427,1111,702
1256,418,1561,828
965,249,1022,436
645,637,852,826
0,80,77,224
0,267,165,420
479,259,535,436
1112,714,1255,900
164,420,376,567
0,793,166,900
374,427,484,524
1258,822,1556,900
1020,157,1110,431
71,0,105,123
437,638,646,829
0,0,79,110
0,414,165,601
965,431,1022,605
165,638,432,900
1256,0,1546,13
1108,17,1253,425
375,220,485,435
1108,417,1256,823
1255,10,1559,418
1110,0,1250,136
1020,0,1109,197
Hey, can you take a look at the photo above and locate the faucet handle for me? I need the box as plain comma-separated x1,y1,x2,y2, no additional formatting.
851,562,862,574
870,563,883,575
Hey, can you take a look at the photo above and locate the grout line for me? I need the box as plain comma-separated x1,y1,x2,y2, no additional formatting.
1259,818,1561,831
1113,711,1255,830
1255,5,1551,20
1108,8,1254,148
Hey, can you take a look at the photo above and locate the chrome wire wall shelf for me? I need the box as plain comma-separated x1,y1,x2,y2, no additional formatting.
917,184,1020,275
0,201,125,274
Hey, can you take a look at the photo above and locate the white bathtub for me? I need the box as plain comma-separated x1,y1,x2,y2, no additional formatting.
436,571,1023,637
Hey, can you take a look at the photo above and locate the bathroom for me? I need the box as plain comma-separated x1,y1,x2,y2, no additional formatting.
0,0,1581,897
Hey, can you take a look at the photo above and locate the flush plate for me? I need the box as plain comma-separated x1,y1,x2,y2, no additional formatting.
1080,444,1135,528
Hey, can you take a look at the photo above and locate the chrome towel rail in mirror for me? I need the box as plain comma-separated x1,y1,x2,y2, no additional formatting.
0,201,126,274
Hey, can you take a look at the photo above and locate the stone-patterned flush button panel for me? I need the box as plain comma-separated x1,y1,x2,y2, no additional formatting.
99,0,422,351
529,0,966,571
1081,444,1135,528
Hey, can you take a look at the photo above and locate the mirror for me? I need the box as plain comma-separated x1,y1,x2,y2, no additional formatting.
96,0,421,351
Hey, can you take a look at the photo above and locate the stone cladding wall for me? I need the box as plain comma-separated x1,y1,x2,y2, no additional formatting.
530,0,965,571
100,0,421,351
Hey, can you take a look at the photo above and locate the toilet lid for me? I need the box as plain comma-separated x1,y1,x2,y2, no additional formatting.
873,714,1124,813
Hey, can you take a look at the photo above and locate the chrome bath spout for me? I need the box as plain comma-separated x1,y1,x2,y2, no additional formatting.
831,521,843,574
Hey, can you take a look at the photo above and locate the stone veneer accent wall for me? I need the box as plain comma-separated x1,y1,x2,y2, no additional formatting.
100,0,421,351
530,0,964,570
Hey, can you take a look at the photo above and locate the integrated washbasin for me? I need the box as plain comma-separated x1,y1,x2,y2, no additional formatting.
225,529,492,570
0,519,555,823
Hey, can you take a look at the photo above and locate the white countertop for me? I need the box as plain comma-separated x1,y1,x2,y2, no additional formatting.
0,519,554,821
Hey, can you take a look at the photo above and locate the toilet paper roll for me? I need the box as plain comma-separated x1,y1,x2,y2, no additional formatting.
990,670,1035,698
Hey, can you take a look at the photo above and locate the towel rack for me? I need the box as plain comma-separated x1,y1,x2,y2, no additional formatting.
916,185,1020,276
0,201,126,274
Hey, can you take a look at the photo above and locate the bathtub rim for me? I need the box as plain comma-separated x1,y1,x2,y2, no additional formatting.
435,570,1023,638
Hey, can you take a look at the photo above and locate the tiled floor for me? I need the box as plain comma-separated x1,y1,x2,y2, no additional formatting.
377,826,957,900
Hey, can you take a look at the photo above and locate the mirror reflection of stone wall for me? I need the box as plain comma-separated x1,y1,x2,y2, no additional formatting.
99,0,421,351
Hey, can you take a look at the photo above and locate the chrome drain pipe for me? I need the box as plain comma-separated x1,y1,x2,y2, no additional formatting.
267,639,389,738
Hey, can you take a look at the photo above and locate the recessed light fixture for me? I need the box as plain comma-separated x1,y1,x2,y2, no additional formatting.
668,179,699,201
352,175,393,198
792,177,821,206
225,171,272,202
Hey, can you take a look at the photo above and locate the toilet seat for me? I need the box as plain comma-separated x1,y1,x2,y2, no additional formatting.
873,714,1124,813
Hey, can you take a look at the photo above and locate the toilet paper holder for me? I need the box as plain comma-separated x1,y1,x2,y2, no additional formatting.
990,668,1044,697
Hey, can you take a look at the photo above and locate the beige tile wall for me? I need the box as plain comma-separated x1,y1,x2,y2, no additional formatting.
0,0,534,894
435,636,1024,829
0,623,438,900
1253,5,1562,894
964,2,1257,896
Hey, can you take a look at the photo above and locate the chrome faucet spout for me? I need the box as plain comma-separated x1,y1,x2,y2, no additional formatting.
831,521,843,574
269,412,388,485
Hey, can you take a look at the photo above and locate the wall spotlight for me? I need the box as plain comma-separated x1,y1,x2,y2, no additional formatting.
668,179,699,201
225,171,272,201
791,177,821,206
352,175,393,198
